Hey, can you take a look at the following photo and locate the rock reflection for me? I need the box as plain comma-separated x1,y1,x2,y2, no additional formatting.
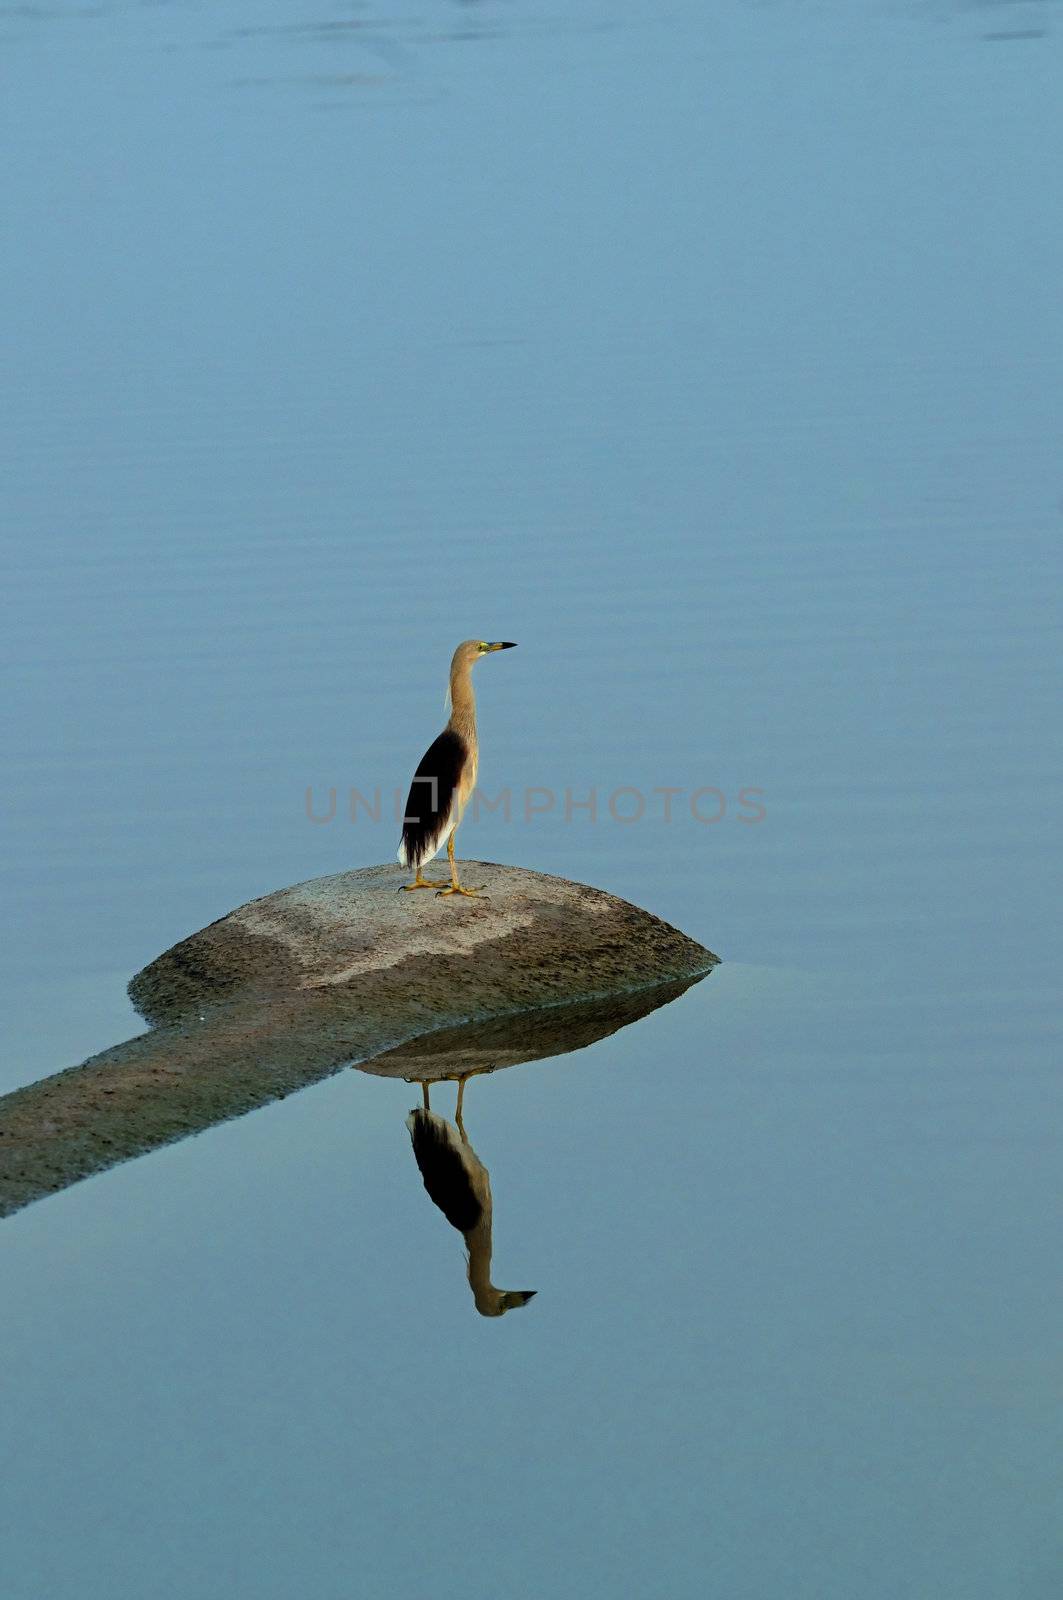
357,976,702,1084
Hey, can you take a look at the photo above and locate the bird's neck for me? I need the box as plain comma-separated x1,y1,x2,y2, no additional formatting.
447,659,477,742
466,1217,501,1315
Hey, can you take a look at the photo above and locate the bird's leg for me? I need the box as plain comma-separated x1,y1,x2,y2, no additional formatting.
436,830,485,897
454,1066,492,1133
401,864,446,891
421,1081,431,1111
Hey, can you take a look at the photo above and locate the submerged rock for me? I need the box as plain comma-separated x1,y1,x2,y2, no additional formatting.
0,864,718,1220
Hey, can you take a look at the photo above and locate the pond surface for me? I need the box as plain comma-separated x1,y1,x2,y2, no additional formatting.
2,0,1062,1596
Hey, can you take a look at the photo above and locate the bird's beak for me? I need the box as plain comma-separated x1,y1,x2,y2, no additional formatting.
487,641,517,651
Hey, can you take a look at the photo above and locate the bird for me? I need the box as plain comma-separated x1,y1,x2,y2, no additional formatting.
406,1079,536,1318
397,639,516,897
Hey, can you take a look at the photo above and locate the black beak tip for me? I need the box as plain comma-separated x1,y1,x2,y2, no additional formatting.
498,641,517,649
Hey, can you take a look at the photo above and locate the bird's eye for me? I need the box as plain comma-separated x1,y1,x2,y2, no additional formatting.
477,641,488,651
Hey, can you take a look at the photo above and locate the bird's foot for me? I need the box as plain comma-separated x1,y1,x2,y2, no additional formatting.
435,884,486,898
401,876,447,891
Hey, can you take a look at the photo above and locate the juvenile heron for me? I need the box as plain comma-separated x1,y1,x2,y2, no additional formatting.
407,1085,536,1318
398,639,516,897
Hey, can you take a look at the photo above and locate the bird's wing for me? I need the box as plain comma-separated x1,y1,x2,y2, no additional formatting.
406,1109,483,1233
397,728,469,867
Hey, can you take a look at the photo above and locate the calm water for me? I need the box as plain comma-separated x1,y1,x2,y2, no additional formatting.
3,0,1062,1594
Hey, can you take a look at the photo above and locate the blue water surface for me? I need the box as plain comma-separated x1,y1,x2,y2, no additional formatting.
2,2,1062,1596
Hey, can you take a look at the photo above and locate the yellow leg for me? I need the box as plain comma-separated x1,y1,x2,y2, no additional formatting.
436,830,484,897
401,864,446,891
421,1081,430,1111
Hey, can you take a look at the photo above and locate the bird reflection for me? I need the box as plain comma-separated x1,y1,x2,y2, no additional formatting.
406,1076,536,1318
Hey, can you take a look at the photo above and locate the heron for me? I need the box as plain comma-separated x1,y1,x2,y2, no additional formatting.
398,639,517,897
407,1080,536,1318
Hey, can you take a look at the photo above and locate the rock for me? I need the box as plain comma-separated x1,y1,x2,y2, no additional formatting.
129,860,718,1031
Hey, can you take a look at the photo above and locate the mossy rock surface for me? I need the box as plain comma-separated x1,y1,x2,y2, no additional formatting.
130,860,718,1031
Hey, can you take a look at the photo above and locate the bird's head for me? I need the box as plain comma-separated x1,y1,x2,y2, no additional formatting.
453,639,518,671
477,1288,538,1318
501,1289,537,1312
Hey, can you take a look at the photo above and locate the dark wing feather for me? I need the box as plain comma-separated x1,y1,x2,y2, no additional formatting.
399,728,468,867
406,1109,483,1234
